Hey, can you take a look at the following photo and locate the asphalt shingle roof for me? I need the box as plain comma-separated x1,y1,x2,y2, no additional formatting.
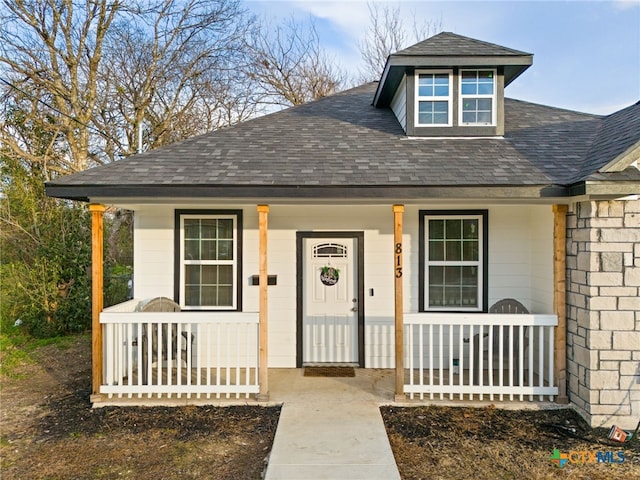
581,101,640,180
393,32,531,57
46,82,639,200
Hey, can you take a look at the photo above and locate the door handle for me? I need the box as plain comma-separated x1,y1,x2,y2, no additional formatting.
350,307,358,312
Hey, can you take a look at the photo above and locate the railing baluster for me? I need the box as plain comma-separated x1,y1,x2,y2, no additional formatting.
116,322,122,392
146,320,153,398
245,323,251,398
175,321,181,397
196,323,201,399
105,323,114,394
186,322,193,398
235,323,241,399
408,324,414,399
161,321,167,397
488,322,494,401
498,324,504,401
438,324,443,400
127,323,133,393
458,324,464,400
225,323,231,399
418,324,424,400
136,322,143,397
215,322,221,399
548,326,555,401
528,325,534,401
428,323,434,400
518,324,524,401
538,326,544,401
448,324,453,400
478,324,484,401
508,324,514,401
206,323,212,399
466,324,472,400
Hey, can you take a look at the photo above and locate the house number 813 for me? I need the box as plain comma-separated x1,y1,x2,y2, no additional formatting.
395,242,402,278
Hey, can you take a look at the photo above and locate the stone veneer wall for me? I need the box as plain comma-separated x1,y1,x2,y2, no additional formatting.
566,198,640,429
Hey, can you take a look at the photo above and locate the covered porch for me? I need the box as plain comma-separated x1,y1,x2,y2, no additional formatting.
89,203,568,404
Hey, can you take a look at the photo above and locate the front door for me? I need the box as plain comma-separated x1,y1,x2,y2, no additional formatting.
298,234,363,366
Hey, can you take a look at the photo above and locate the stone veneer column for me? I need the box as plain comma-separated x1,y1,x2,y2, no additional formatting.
565,199,640,429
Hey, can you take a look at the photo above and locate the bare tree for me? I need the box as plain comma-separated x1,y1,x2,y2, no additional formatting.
0,0,122,174
95,0,256,160
0,0,256,169
359,2,443,82
247,17,345,107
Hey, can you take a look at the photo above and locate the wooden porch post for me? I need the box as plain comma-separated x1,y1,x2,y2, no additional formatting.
257,205,269,401
393,205,405,401
553,204,568,404
89,204,105,399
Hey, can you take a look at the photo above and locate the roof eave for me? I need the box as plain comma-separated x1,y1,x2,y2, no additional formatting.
45,183,569,203
570,180,640,197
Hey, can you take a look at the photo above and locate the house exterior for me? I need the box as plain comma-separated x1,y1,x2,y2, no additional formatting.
46,33,640,429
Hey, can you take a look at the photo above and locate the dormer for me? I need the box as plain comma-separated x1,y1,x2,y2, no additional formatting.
373,32,533,137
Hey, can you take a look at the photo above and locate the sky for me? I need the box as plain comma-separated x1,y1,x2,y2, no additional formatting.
244,0,640,115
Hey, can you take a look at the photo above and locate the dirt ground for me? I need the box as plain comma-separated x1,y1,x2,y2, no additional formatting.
382,405,640,479
1,334,639,480
0,335,280,480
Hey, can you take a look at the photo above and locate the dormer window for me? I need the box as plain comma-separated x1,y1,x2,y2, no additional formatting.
460,70,496,125
415,70,452,126
375,32,532,137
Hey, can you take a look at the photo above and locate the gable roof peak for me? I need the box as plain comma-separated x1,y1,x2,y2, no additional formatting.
392,31,532,58
373,32,533,107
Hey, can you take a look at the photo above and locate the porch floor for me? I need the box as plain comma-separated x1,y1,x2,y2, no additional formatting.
96,367,560,407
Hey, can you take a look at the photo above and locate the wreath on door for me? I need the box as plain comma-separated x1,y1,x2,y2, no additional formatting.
320,266,340,286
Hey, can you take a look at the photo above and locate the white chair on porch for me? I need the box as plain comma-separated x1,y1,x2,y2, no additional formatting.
137,297,193,384
472,298,529,385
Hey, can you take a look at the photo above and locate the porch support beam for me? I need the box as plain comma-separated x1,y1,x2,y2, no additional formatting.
257,205,270,401
553,204,568,404
393,204,405,401
89,203,106,398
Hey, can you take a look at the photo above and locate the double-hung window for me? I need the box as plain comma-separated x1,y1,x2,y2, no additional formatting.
415,70,452,126
460,70,496,125
420,210,488,312
177,211,241,310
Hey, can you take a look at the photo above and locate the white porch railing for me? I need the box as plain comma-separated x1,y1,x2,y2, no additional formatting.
404,313,558,402
100,305,259,400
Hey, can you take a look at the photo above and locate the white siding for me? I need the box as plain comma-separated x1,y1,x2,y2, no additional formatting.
530,207,554,313
390,75,407,132
131,204,555,368
133,206,175,299
488,207,535,309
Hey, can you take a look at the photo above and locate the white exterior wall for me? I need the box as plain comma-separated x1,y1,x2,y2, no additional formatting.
131,203,555,368
530,207,555,313
133,206,176,299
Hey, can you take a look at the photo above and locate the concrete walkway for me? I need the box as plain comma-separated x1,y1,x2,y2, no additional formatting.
264,369,401,480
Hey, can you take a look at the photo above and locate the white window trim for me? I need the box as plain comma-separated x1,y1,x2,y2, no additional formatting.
458,69,497,126
179,214,238,310
424,214,484,312
415,69,453,127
